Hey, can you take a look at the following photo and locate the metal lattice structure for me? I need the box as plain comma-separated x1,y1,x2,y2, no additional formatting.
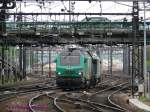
0,0,148,9
131,1,144,95
0,20,150,45
0,0,149,97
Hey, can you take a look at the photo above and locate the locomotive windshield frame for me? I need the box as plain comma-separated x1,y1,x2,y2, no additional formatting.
60,55,80,66
60,50,81,66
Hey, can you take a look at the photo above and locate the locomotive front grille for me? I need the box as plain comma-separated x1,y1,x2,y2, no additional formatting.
64,70,75,74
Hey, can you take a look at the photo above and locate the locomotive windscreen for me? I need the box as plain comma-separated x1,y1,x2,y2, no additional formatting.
61,56,80,66
60,50,81,66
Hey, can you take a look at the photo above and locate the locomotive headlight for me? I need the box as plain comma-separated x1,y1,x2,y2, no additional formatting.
78,72,82,75
58,72,61,75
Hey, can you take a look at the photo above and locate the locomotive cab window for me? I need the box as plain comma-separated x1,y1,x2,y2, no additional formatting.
60,50,81,66
92,59,97,75
61,55,80,66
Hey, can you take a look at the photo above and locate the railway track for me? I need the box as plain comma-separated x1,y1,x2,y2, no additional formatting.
29,91,59,112
0,81,58,102
29,91,104,112
65,82,129,112
0,78,55,91
0,75,112,103
108,85,129,112
0,73,131,112
28,79,130,112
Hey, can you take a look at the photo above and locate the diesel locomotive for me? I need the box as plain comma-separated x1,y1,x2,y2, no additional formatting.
55,47,102,89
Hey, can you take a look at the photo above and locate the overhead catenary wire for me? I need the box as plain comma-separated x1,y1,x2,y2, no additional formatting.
2,1,150,22
99,1,102,14
9,1,66,22
114,2,132,7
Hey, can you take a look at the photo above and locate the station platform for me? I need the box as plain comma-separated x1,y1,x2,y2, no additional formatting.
129,99,150,112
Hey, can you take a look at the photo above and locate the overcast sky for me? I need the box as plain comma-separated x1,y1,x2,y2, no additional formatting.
8,1,150,22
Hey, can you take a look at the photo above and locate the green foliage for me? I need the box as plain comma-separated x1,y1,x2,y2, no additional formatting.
139,96,150,102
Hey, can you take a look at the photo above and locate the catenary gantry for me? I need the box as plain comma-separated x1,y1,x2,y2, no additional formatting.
2,0,148,1
0,0,149,98
0,21,150,45
0,0,148,9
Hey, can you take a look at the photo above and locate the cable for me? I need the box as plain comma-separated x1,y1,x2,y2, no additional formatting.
85,2,97,12
99,1,102,14
73,2,97,21
115,2,150,10
11,2,65,22
61,1,68,12
140,2,150,9
114,2,132,7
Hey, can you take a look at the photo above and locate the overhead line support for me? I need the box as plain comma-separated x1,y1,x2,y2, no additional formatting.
14,0,148,2
6,12,132,16
132,1,142,97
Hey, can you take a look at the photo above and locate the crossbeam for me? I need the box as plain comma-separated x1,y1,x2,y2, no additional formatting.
14,0,148,2
7,12,132,16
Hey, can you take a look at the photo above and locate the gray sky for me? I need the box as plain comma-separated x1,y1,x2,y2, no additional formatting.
8,1,150,22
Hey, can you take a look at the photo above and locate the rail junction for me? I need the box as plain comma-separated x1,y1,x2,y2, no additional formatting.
0,0,150,112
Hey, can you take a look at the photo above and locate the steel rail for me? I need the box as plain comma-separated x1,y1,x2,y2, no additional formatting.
61,98,104,112
96,79,112,87
107,85,129,112
0,78,54,91
75,82,129,112
66,95,125,112
91,80,126,96
28,91,59,112
83,99,125,111
46,93,65,112
0,93,17,102
77,79,116,99
54,97,67,112
58,94,104,112
29,94,44,112
29,91,57,112
0,84,57,102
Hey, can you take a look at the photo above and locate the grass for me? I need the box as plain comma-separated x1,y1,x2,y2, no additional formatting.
139,96,150,102
139,96,150,106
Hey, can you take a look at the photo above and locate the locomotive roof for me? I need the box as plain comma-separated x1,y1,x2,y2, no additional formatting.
60,49,85,55
60,49,99,59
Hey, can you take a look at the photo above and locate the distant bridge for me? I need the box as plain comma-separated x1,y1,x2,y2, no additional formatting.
1,21,150,45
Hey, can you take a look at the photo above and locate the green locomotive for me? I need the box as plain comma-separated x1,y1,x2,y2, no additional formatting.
55,47,101,89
